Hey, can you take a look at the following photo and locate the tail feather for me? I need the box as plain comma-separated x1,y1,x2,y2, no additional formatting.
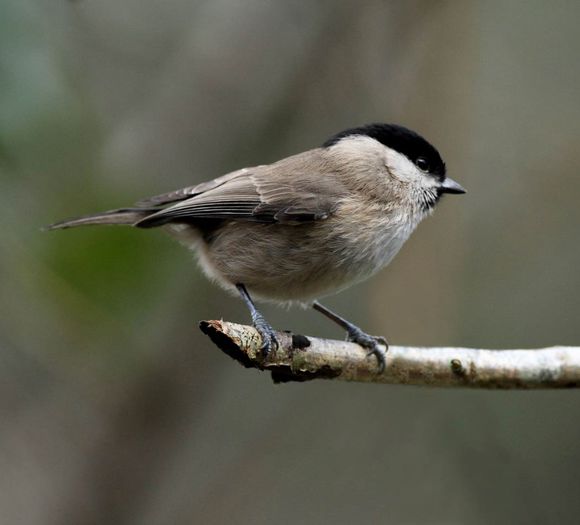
46,207,160,230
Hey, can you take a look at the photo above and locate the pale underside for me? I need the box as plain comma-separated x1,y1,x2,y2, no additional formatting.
136,145,429,304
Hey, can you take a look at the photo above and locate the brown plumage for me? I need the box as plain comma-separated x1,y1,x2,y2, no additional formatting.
48,123,465,370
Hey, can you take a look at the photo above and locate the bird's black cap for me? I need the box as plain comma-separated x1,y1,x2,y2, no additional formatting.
322,123,446,181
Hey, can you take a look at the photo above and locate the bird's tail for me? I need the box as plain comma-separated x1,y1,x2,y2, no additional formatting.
46,207,160,230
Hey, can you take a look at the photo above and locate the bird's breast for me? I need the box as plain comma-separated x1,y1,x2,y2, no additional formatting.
184,201,423,303
325,210,416,284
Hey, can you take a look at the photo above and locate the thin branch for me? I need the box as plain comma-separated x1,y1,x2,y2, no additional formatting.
199,320,580,388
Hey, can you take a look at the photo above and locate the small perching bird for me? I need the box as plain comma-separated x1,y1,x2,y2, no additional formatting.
48,123,465,371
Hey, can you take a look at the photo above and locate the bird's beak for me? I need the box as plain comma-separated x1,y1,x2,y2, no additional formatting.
439,177,466,195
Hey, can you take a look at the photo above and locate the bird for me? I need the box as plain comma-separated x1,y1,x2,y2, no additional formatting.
48,123,466,372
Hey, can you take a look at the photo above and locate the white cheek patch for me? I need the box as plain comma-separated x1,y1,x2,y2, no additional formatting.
384,147,438,190
384,148,420,182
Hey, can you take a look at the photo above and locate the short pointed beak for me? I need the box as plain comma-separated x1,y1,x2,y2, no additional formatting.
439,177,466,195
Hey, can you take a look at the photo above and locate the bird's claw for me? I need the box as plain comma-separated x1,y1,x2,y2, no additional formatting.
253,315,279,359
374,335,389,347
346,327,388,373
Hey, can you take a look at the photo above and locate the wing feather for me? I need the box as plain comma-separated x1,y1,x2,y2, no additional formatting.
135,149,344,228
135,168,255,207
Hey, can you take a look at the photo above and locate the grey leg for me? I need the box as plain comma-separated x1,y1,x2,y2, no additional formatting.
312,301,387,373
236,283,278,357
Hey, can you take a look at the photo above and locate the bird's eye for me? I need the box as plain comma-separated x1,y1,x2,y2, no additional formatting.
416,157,430,172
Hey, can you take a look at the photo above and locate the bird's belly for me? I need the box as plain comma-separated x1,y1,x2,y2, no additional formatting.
192,218,415,304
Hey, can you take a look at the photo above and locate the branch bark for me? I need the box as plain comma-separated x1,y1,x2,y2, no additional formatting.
199,320,580,388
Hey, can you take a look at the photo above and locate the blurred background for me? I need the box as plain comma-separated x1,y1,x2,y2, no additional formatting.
1,1,580,523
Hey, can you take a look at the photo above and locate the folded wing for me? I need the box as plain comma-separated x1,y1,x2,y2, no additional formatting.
136,149,344,228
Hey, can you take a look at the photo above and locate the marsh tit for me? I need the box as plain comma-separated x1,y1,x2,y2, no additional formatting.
49,123,465,371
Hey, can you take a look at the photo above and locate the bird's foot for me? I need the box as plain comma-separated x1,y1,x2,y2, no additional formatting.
236,283,278,360
252,313,279,359
346,326,388,373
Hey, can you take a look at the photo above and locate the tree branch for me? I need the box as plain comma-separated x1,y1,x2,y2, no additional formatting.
199,320,580,388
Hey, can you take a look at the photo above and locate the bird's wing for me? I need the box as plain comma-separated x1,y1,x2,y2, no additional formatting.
135,168,254,207
136,150,344,228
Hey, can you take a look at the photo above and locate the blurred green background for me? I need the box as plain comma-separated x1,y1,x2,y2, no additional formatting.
2,1,580,523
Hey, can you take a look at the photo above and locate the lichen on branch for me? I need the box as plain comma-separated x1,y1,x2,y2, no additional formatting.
200,320,580,388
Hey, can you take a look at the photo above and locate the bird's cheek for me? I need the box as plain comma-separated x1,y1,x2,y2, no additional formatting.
384,163,404,182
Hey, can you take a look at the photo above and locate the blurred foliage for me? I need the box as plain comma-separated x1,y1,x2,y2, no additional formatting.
1,1,580,524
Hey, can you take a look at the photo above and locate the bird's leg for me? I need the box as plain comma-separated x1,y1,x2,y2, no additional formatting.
312,301,387,373
236,283,278,358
